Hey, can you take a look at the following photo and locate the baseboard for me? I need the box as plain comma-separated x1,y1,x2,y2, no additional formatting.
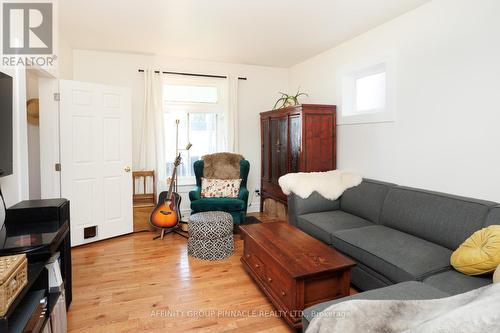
180,209,192,219
247,200,261,213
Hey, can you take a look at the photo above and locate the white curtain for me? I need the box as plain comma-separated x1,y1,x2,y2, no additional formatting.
226,75,239,152
139,70,167,192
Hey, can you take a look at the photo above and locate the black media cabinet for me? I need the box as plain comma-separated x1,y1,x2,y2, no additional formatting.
0,199,72,333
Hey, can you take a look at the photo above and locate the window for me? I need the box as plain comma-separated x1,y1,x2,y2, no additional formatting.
355,72,386,113
164,84,218,104
339,62,395,124
163,77,227,184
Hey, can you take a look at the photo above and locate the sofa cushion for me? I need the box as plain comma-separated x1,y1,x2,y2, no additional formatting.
423,270,492,295
303,281,448,330
297,211,373,245
351,261,393,291
485,206,500,227
340,178,393,223
190,197,245,212
287,192,340,227
331,225,452,283
380,186,496,250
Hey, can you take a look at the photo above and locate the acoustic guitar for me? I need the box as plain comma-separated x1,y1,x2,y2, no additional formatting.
149,154,183,229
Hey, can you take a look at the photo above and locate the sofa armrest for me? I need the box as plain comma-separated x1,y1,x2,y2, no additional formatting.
189,186,202,201
287,192,340,227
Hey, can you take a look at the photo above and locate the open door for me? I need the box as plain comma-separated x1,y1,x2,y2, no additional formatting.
59,80,133,246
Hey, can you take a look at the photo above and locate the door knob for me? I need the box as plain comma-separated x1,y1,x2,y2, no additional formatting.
124,166,131,172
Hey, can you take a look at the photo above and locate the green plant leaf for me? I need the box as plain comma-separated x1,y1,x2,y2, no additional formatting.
273,96,288,109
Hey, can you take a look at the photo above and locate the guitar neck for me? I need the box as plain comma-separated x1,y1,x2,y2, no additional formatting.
166,162,179,199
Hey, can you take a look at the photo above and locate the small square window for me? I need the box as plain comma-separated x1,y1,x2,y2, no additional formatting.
355,72,386,113
339,62,395,124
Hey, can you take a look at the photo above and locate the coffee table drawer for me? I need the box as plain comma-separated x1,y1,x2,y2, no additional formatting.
243,239,266,280
245,237,295,308
264,263,294,309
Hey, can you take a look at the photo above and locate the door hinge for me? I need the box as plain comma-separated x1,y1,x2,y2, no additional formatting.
53,93,60,101
55,163,61,172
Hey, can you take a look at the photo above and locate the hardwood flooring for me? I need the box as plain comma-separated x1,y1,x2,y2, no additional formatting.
68,213,294,333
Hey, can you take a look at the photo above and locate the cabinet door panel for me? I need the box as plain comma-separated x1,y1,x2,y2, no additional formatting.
304,114,334,171
261,119,271,182
278,117,288,178
290,115,301,173
270,118,280,184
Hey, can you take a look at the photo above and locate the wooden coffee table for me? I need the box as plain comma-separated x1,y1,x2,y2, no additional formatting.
240,222,355,330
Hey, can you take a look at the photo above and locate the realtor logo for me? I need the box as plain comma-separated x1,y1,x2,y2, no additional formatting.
2,2,53,54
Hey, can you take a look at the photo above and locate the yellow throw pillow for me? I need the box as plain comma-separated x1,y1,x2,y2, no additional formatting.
451,225,500,275
494,265,500,283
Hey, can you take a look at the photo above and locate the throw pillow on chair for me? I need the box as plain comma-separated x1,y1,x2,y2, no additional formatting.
201,178,242,198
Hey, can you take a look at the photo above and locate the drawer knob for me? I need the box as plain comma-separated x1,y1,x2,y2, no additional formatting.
267,277,273,283
281,291,286,296
246,254,250,258
255,264,260,268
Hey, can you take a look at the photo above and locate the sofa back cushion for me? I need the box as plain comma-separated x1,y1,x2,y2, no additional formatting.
287,192,340,227
340,179,393,223
380,186,496,250
485,206,500,227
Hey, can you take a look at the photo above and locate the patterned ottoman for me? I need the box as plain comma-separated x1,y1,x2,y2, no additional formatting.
188,211,234,260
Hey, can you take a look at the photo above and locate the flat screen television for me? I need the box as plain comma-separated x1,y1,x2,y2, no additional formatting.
0,72,13,178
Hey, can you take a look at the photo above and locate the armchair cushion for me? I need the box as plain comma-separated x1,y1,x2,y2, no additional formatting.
191,197,246,212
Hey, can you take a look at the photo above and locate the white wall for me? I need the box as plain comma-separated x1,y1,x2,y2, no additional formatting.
290,0,500,202
0,67,29,207
72,50,289,210
58,33,74,80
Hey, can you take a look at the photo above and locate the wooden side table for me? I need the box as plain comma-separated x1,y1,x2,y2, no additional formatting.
132,171,156,232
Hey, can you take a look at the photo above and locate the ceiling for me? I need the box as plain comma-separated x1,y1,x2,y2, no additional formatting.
59,0,430,67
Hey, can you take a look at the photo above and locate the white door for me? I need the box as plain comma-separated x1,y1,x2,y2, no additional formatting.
59,80,133,246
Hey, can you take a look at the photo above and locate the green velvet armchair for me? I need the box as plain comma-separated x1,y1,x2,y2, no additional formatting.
189,159,250,224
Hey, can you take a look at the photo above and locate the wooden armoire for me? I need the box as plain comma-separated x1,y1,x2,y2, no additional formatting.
260,104,337,211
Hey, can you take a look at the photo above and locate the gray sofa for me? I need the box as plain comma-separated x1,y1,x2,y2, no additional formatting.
288,179,498,329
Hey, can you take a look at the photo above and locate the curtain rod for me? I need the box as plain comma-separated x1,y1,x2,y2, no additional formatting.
138,69,247,81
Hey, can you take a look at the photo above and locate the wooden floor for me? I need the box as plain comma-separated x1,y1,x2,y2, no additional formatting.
68,213,295,333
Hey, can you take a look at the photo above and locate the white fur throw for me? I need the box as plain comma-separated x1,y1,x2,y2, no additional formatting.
278,170,362,200
307,283,500,333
